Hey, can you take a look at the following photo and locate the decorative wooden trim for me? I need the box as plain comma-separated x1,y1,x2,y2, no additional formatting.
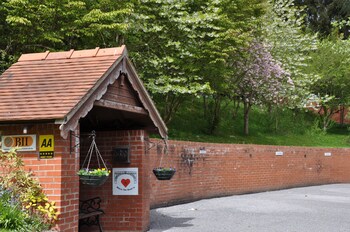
59,57,123,138
123,58,168,139
59,46,168,139
94,99,147,115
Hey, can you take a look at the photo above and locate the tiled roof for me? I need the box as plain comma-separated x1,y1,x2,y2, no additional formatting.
0,46,125,122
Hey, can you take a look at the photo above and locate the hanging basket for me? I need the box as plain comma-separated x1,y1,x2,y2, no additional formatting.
79,131,110,187
78,174,109,187
153,167,176,180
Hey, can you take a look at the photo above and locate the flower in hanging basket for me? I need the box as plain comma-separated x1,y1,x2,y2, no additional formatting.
77,168,110,177
78,168,110,186
153,167,176,180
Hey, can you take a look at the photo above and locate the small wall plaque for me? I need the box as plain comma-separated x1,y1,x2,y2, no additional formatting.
113,146,130,164
275,151,284,156
199,147,206,154
324,152,332,157
1,134,36,151
39,135,54,159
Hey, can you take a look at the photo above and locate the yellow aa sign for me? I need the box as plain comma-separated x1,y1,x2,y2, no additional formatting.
39,135,54,152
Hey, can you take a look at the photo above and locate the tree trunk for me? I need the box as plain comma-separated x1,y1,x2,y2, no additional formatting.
231,97,240,119
243,101,251,135
339,105,345,126
318,105,336,132
207,95,222,135
162,94,182,124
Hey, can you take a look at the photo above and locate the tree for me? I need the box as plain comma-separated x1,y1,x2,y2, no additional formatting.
233,41,292,135
227,0,316,135
126,0,224,123
263,0,318,108
196,0,265,134
308,38,350,130
0,0,132,73
295,0,350,38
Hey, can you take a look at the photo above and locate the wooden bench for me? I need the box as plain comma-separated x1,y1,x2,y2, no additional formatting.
79,197,104,232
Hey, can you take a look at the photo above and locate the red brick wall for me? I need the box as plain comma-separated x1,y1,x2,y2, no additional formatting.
0,123,80,231
149,140,350,208
80,130,150,232
2,124,350,232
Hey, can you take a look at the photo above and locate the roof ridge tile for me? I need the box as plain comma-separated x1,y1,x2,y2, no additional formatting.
18,46,124,62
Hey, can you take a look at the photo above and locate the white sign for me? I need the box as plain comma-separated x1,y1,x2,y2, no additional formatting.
275,151,284,156
324,152,332,157
1,135,36,151
113,168,138,195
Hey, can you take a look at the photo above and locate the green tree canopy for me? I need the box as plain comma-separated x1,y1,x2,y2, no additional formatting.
263,0,318,107
0,0,132,72
308,37,350,130
295,0,350,38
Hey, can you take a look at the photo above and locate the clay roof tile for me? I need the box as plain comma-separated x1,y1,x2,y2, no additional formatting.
0,46,124,122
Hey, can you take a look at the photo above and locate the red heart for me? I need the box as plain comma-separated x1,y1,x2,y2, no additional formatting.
121,179,130,188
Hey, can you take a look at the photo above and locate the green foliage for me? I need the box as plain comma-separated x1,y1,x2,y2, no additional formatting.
126,0,221,122
126,0,265,123
0,149,58,227
309,38,350,103
263,0,318,107
0,0,132,71
0,191,48,231
0,192,27,231
308,38,350,131
295,0,350,39
167,98,349,147
1,0,350,143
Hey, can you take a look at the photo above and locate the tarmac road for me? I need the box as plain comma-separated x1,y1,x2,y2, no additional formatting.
149,184,350,232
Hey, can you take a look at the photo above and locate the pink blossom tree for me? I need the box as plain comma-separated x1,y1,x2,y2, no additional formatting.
233,41,293,135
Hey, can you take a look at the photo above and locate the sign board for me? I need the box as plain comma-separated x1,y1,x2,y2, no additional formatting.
275,151,284,156
1,135,36,151
113,168,138,195
39,135,54,159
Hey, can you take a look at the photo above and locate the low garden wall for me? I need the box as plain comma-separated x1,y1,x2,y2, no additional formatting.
149,140,350,208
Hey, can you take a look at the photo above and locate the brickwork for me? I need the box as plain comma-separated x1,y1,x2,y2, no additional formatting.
149,140,350,208
79,130,150,232
0,123,80,231
1,124,350,232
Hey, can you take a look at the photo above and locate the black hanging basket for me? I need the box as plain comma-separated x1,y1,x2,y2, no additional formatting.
79,131,110,187
79,175,109,187
153,168,176,180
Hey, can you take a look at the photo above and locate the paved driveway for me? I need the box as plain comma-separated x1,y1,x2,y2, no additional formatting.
149,184,350,232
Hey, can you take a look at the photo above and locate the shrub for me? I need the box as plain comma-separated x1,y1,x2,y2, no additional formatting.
0,149,58,230
0,191,27,231
0,190,49,231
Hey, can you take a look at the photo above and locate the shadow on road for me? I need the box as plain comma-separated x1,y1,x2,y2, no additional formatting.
149,210,194,231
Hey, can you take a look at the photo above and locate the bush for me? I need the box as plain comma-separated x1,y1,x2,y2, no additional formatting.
0,191,27,231
0,190,49,231
0,149,58,231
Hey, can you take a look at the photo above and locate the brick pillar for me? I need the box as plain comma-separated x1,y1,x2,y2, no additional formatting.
80,130,151,232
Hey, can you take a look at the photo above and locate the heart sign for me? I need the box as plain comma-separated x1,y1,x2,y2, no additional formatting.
121,178,131,188
113,168,138,195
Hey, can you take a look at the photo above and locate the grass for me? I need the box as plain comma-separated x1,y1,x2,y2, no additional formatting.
164,99,350,148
